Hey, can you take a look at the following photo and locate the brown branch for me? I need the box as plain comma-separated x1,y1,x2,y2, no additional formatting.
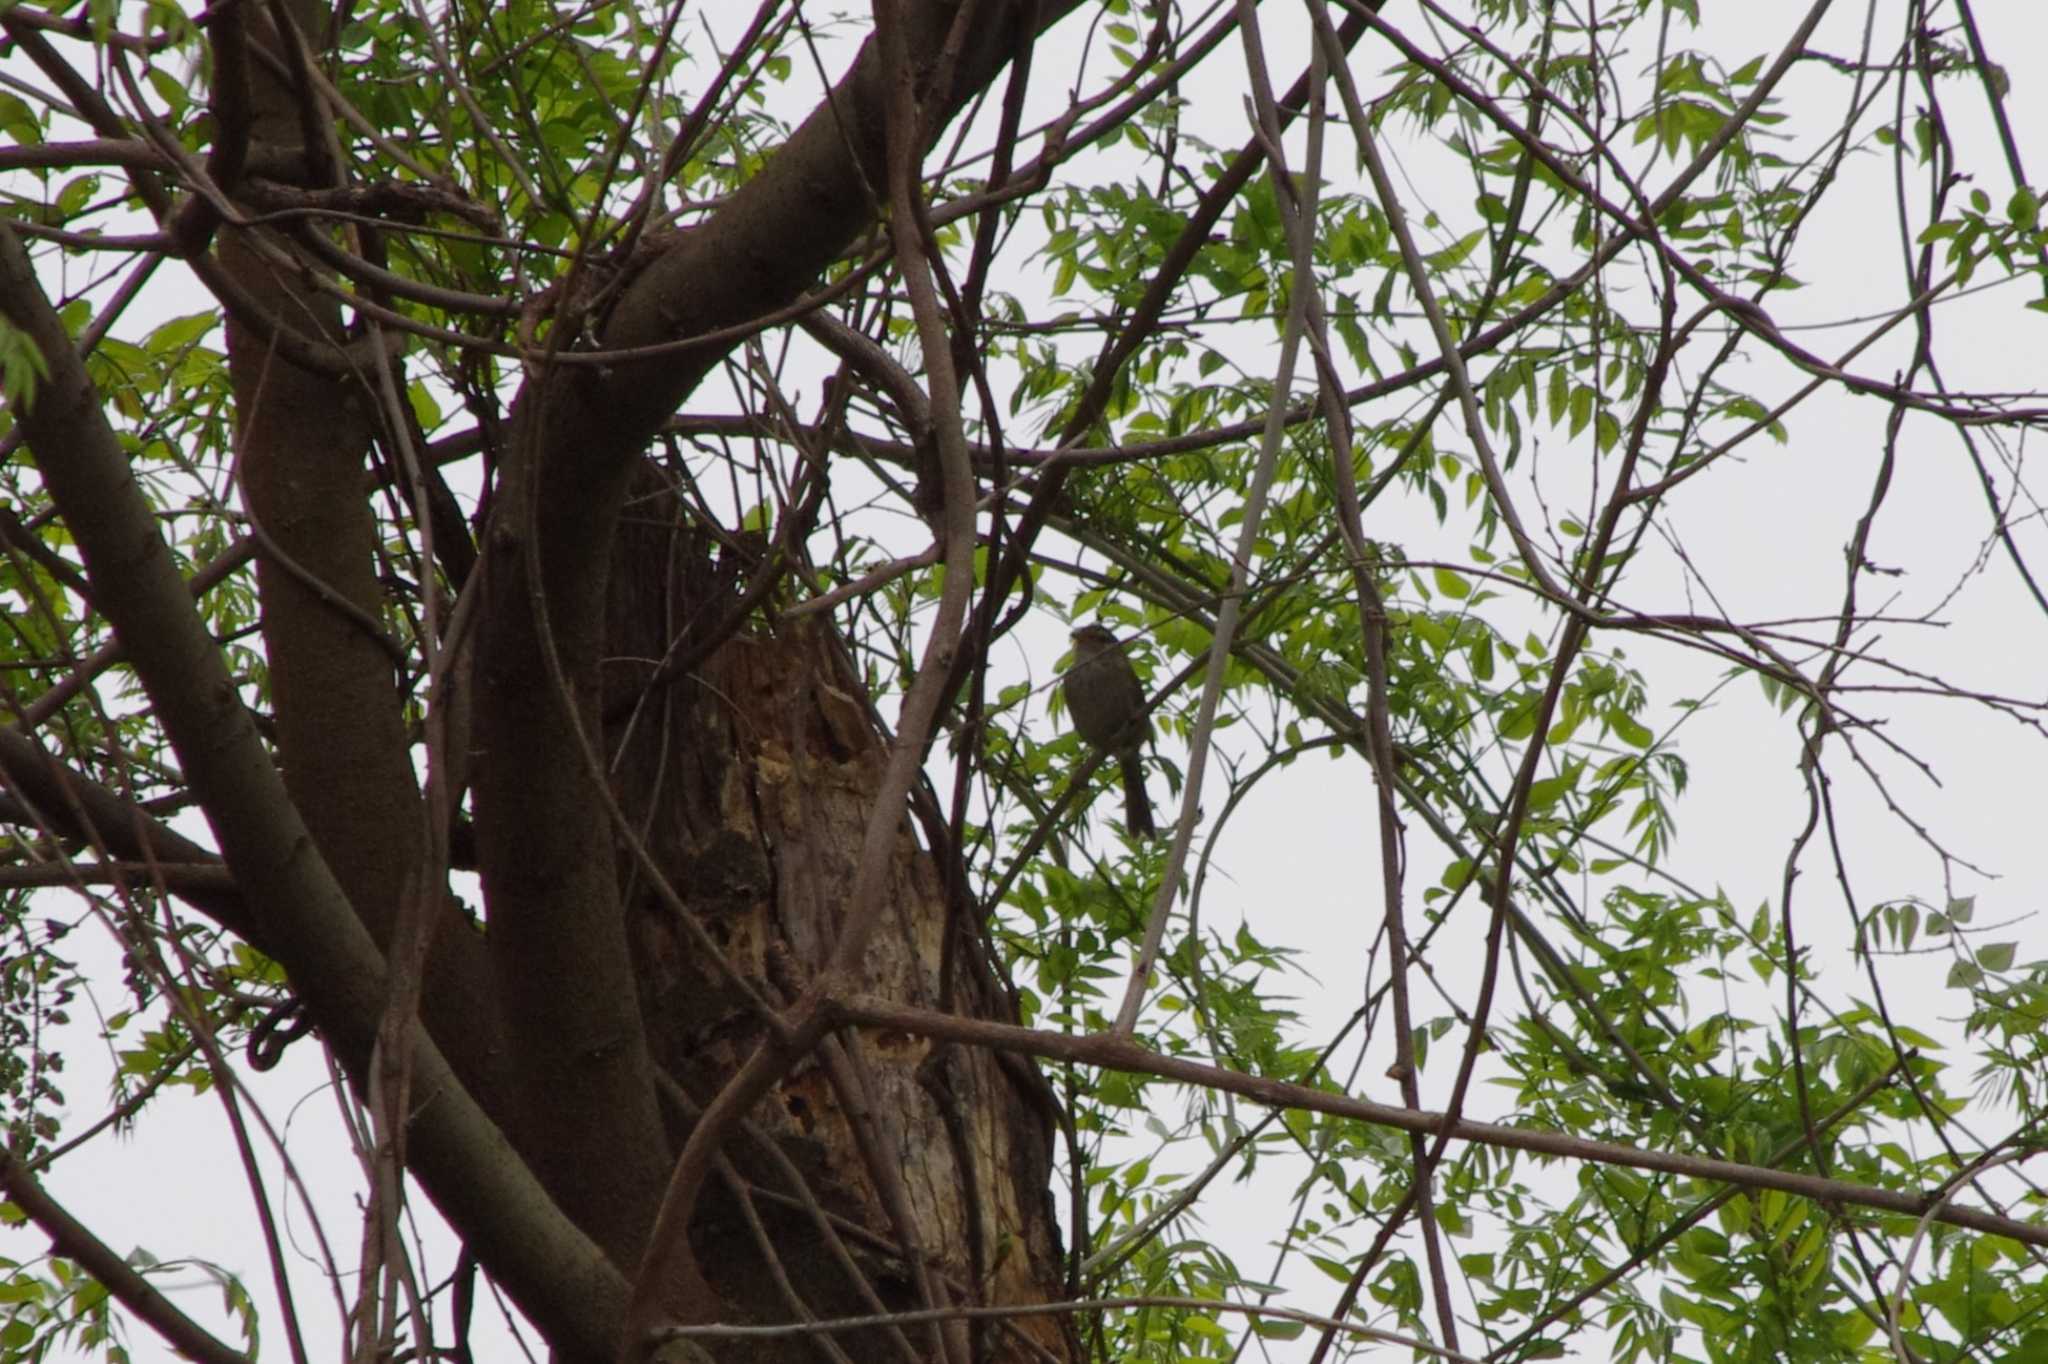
0,138,169,171
829,996,2048,1249
0,1150,252,1364
1286,8,1449,1352
0,729,250,938
0,221,628,1362
654,1294,1480,1362
0,860,234,892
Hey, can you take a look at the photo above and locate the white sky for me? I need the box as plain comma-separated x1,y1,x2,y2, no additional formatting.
7,1,2047,1362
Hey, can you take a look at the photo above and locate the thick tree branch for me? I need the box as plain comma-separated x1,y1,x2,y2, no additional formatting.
471,0,1085,1297
217,0,507,1133
0,222,629,1364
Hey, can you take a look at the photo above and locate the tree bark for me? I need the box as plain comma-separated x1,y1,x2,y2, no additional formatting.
24,0,1093,1354
600,474,1073,1361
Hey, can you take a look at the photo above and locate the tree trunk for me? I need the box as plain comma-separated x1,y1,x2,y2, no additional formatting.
139,0,1086,1350
598,469,1074,1362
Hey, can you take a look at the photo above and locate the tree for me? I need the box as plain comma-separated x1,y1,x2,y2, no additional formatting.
1,0,2045,1362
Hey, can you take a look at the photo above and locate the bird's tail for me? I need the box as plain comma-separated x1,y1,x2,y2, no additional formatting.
1119,755,1157,839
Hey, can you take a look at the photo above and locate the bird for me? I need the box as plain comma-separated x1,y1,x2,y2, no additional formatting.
1062,624,1157,838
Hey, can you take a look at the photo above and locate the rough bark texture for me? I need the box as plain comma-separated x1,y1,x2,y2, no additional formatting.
456,10,1085,1316
602,474,1073,1362
6,0,1090,1355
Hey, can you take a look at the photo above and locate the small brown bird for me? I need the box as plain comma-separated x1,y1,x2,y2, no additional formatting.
1063,624,1157,838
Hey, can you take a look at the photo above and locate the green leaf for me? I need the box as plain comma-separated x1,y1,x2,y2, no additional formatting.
145,312,216,354
0,318,51,409
2011,186,2041,231
1608,709,1653,748
1469,632,1495,681
1896,902,1921,950
1425,228,1486,272
0,92,41,147
1525,772,1575,811
1568,385,1593,439
1546,708,1581,745
1830,1308,1878,1348
1594,411,1621,454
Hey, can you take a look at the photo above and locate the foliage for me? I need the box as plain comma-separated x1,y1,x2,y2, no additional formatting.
0,0,2045,1362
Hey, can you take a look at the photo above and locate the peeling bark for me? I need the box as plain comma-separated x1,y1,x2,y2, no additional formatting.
11,0,1091,1354
603,476,1074,1363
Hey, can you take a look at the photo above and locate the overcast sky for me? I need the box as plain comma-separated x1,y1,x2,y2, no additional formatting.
8,2,2047,1361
